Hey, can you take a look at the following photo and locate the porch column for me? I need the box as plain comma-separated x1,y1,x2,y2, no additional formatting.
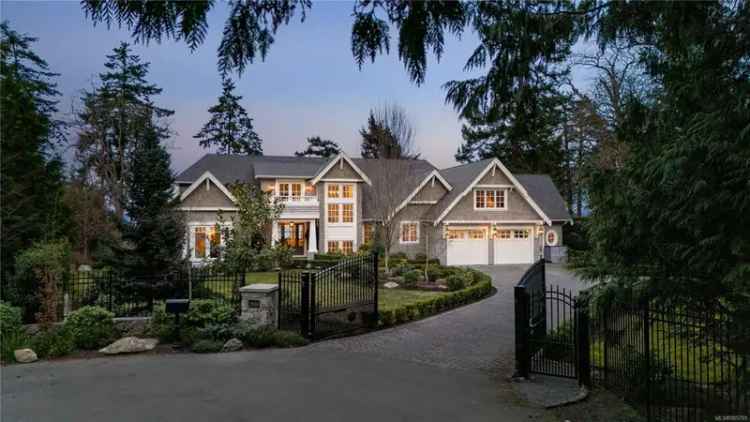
271,221,279,246
307,220,318,254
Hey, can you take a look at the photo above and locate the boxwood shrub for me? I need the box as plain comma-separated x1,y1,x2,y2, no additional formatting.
64,306,115,350
379,275,493,328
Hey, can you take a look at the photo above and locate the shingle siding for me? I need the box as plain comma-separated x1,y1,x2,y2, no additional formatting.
412,181,448,202
442,186,540,222
180,180,236,208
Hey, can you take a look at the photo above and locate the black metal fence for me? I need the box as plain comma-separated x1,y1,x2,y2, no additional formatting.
515,262,750,422
589,300,749,422
52,269,241,318
278,253,378,339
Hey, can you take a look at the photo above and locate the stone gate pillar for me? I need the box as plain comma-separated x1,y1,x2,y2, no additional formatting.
239,284,279,328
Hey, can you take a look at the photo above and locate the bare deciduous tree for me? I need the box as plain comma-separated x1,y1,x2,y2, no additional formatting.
361,103,420,159
362,159,423,271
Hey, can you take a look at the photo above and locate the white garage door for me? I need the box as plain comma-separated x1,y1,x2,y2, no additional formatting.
493,228,534,264
446,228,489,266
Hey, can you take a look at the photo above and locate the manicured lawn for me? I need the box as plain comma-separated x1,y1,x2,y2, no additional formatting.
378,288,448,311
240,271,450,311
243,272,278,285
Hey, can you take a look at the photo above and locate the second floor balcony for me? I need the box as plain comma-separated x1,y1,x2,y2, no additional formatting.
274,194,320,219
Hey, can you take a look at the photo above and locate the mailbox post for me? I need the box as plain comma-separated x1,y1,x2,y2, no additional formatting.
165,299,190,340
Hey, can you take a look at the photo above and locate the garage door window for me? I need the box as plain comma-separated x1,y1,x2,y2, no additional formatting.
513,229,530,239
468,230,485,239
496,229,511,240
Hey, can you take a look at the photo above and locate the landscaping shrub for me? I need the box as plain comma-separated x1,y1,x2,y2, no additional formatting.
0,302,23,338
271,330,309,348
402,270,420,287
1,328,29,362
64,305,115,350
425,266,442,282
414,253,427,262
151,300,235,344
30,326,75,358
197,323,235,342
191,339,223,353
447,274,466,291
379,279,493,328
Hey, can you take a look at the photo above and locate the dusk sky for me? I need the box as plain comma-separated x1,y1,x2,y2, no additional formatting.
3,1,593,173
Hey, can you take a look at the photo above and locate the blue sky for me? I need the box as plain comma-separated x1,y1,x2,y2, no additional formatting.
3,1,593,173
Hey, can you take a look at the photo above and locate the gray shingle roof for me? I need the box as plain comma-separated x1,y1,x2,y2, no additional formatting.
175,154,570,223
352,159,437,220
424,159,494,221
176,154,327,184
515,174,571,221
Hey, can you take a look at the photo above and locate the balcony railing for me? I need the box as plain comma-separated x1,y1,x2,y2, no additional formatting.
275,194,318,203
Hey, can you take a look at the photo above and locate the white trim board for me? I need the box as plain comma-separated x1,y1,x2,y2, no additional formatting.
434,159,552,226
179,171,237,204
310,153,372,186
399,220,420,244
392,170,453,218
178,207,239,212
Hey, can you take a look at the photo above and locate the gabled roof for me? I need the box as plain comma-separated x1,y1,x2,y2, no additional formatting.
179,171,237,203
309,153,372,186
175,154,328,184
175,154,571,224
425,159,571,225
515,175,571,222
354,159,437,220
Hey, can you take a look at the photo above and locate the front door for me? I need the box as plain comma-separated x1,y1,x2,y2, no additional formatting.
279,222,307,256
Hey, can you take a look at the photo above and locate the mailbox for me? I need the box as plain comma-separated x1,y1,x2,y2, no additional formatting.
165,299,190,314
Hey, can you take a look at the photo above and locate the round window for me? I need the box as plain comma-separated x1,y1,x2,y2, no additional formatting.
545,230,558,247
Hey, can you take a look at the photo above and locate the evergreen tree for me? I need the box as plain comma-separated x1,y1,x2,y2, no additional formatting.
360,113,396,158
75,42,173,221
0,22,69,280
455,75,567,190
295,136,341,157
194,78,263,155
118,125,184,274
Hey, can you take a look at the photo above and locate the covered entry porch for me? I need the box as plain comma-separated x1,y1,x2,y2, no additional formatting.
272,220,319,257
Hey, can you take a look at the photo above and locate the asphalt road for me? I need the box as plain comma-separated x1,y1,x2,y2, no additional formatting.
1,264,581,422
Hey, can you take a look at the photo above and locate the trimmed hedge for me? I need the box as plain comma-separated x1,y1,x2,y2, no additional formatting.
379,275,493,328
64,306,115,350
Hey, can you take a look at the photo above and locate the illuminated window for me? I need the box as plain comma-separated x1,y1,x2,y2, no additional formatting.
341,240,353,255
475,190,485,208
209,227,221,258
400,222,418,243
342,204,353,223
363,223,375,244
327,241,339,253
475,189,507,209
546,230,558,246
291,184,302,199
279,183,290,199
327,184,340,198
342,184,353,198
447,230,464,240
194,227,206,258
468,230,485,240
327,203,339,223
496,229,512,240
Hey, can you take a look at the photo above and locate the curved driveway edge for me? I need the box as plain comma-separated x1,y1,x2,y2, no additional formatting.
2,264,584,422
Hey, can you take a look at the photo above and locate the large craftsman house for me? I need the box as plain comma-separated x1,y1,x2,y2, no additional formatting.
174,153,571,266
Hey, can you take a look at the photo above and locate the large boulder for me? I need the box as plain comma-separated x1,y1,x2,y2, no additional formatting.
222,338,243,353
14,348,38,363
99,337,158,355
383,281,400,289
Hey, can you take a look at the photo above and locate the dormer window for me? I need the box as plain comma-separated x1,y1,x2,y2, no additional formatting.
474,189,507,210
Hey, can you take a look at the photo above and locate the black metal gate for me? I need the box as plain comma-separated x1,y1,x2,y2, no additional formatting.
514,260,590,384
278,253,379,339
